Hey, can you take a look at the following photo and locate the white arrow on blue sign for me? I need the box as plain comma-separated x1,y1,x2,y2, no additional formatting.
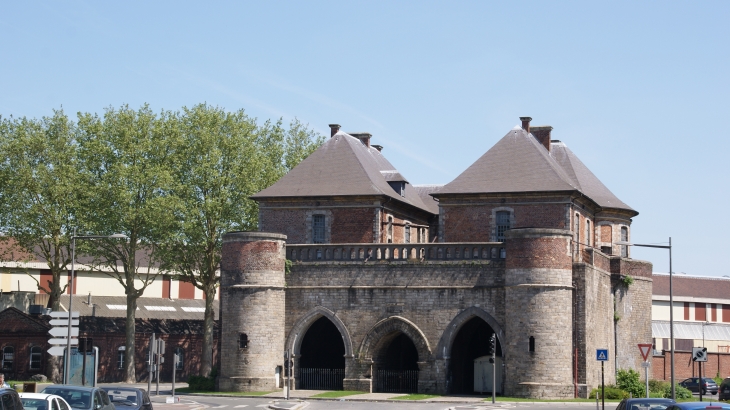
596,349,609,361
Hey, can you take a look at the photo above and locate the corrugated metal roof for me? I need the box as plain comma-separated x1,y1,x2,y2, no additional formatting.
59,295,218,321
653,273,730,299
652,320,730,341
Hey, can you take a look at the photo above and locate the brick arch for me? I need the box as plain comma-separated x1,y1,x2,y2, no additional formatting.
359,316,431,363
286,306,353,358
435,306,504,360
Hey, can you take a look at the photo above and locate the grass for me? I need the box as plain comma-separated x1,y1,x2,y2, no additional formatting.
310,391,367,398
390,394,441,400
174,388,273,396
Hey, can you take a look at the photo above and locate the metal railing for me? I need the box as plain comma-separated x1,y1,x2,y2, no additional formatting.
298,368,345,390
287,242,505,262
376,369,418,393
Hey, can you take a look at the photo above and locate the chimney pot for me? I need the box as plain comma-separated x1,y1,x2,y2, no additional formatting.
328,124,341,138
519,117,532,133
371,144,383,152
349,132,372,148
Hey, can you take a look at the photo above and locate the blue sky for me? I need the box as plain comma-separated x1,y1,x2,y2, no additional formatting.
2,1,728,277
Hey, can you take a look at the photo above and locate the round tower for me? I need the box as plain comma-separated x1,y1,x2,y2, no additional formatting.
219,232,287,392
503,228,574,399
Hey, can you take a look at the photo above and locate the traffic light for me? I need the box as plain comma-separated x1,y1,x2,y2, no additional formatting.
78,337,93,353
489,333,496,355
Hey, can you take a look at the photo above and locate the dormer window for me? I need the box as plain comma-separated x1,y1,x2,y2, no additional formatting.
387,181,406,197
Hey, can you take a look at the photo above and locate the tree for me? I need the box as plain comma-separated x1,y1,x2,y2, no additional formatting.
0,110,82,312
76,104,178,382
159,105,323,376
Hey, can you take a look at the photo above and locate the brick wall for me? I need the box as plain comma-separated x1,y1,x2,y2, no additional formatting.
652,351,730,380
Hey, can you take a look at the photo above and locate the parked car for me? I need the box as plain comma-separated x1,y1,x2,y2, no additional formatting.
720,378,730,402
20,393,74,410
0,388,24,410
40,385,115,410
99,387,152,410
679,378,719,395
666,402,730,410
615,398,676,410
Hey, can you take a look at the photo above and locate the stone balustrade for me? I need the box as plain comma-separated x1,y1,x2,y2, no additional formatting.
287,242,505,262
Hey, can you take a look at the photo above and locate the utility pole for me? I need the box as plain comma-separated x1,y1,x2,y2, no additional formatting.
148,333,155,394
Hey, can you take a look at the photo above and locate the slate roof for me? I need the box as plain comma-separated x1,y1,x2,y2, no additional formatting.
252,131,433,214
435,126,635,214
79,316,216,335
59,295,218,321
653,273,730,300
412,185,443,215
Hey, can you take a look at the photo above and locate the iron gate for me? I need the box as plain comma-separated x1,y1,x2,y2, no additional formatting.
298,368,345,390
376,369,418,393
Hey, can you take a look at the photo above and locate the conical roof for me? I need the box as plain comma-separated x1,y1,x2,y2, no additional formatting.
436,126,635,214
252,131,433,213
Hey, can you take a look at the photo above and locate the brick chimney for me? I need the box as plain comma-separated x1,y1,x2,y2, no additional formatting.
372,144,383,152
349,132,372,148
531,125,553,152
329,124,341,137
520,117,532,133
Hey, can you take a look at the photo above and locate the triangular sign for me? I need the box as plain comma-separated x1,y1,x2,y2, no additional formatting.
638,343,653,361
598,352,607,360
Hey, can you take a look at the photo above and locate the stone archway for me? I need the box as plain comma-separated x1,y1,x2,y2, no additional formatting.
436,307,505,394
359,316,432,393
287,306,354,358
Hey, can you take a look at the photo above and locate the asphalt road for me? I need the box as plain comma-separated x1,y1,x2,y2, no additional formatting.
148,394,619,410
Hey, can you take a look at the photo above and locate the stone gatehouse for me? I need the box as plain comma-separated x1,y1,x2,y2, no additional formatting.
218,117,653,399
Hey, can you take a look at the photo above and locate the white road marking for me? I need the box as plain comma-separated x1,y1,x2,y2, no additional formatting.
234,406,248,408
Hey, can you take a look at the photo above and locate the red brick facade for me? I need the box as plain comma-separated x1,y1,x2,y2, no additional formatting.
653,351,730,380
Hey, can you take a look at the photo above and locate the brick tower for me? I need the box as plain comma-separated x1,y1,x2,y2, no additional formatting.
504,228,574,398
218,232,287,391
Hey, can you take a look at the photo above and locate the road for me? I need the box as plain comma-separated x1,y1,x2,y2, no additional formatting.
148,393,618,410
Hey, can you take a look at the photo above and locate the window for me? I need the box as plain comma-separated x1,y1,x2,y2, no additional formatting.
2,346,14,370
117,346,125,369
52,397,61,410
620,226,628,257
239,333,249,349
529,336,535,352
405,224,411,243
387,216,393,243
30,345,42,369
496,211,510,242
574,214,580,254
312,215,325,244
58,399,70,410
174,347,184,370
586,220,591,247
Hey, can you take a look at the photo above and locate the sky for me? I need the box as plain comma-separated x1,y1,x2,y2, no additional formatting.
1,1,728,277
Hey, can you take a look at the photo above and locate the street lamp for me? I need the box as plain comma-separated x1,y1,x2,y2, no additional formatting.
64,229,128,385
616,237,674,399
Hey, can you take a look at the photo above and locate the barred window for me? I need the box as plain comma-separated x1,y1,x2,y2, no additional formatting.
621,226,628,257
312,215,325,244
387,216,393,243
586,220,591,247
117,346,125,370
496,211,510,242
30,346,42,370
174,347,184,370
405,224,411,243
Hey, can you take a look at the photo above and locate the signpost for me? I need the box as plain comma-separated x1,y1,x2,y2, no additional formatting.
48,311,79,357
638,344,653,398
692,347,708,402
596,349,608,410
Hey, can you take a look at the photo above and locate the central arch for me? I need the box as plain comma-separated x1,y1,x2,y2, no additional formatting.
359,316,431,394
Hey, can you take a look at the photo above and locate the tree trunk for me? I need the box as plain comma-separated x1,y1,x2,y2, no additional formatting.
124,294,137,383
48,269,63,312
201,286,216,377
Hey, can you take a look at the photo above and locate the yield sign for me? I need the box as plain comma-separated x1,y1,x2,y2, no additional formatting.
638,343,653,361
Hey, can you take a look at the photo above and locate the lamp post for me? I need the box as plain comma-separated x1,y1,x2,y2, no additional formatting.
65,230,128,385
616,237,674,399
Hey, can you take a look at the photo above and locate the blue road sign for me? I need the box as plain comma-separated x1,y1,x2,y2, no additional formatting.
596,349,609,361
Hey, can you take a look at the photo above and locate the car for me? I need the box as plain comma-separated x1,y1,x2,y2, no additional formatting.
0,388,24,410
20,393,74,410
99,387,152,410
666,402,730,410
615,398,676,410
720,378,730,402
40,385,115,410
680,378,720,395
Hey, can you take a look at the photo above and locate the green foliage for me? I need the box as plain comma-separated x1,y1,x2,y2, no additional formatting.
649,379,669,394
622,275,634,286
614,311,621,322
617,369,644,399
187,375,215,391
665,383,693,399
589,386,629,399
285,259,293,274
